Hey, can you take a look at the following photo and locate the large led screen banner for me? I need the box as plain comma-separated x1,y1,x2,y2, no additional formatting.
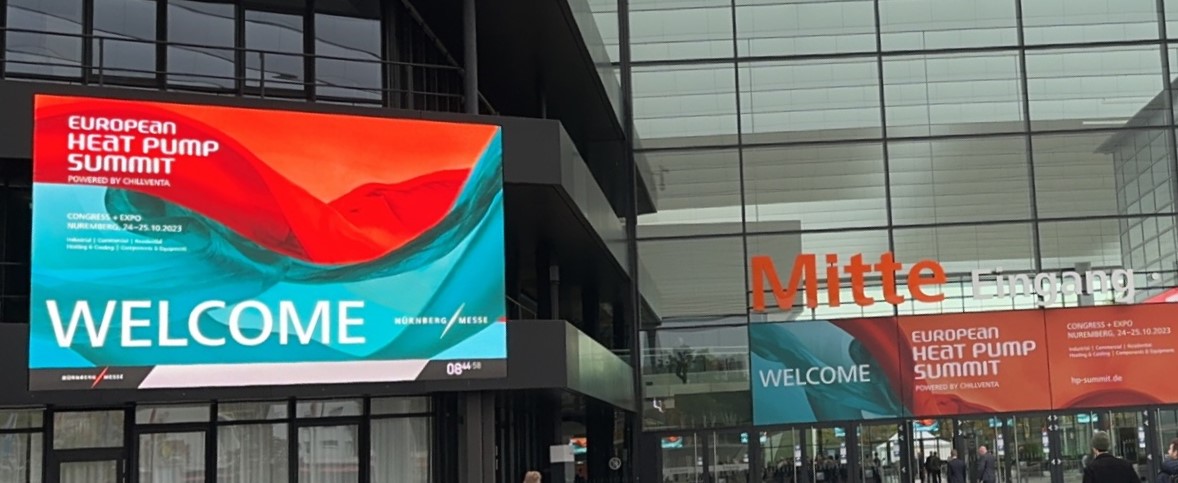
29,94,507,390
751,304,1178,425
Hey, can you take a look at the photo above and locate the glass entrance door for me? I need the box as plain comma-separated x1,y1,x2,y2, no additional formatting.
859,423,898,483
762,430,800,483
806,427,847,483
1058,410,1147,483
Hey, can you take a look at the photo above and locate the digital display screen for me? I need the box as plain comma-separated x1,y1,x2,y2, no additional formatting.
29,94,506,390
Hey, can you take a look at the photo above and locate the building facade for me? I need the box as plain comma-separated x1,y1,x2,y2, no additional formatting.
7,1,1178,483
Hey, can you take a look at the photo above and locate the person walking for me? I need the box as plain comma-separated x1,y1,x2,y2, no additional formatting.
976,446,996,483
1157,438,1178,483
947,450,967,483
1083,431,1139,483
926,452,943,483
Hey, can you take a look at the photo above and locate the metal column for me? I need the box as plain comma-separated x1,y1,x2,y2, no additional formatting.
459,392,496,483
463,0,478,114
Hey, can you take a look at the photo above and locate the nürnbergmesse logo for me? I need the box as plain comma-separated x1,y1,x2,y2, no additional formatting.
750,252,1135,312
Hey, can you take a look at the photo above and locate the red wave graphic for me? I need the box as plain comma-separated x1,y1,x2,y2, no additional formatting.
34,99,497,265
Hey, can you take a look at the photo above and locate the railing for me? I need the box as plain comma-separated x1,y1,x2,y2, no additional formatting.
0,27,496,114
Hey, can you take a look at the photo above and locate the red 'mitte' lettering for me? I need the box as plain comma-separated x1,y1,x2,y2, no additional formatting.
751,252,947,312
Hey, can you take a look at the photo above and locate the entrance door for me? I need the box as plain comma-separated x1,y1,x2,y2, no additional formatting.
762,429,801,483
54,449,124,483
957,414,1051,483
859,423,898,483
806,426,848,483
1058,410,1147,483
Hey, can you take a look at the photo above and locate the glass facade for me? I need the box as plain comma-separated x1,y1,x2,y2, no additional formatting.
628,0,1178,431
0,399,431,483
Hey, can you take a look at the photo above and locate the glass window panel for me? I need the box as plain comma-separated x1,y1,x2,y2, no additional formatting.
629,0,733,61
637,149,741,233
890,136,1031,225
1039,219,1125,270
0,409,42,429
633,63,737,148
53,411,123,449
1170,0,1178,40
879,0,1018,50
371,418,431,483
0,433,38,483
1040,216,1178,303
296,399,362,418
1033,129,1176,218
167,0,236,89
371,397,430,415
136,404,210,424
1022,0,1160,45
60,461,116,483
5,0,84,77
641,326,750,430
638,235,746,322
138,432,205,483
883,51,1024,137
92,0,157,79
743,143,887,230
218,401,289,421
739,57,881,143
218,423,289,483
245,9,306,91
749,230,893,321
734,0,875,57
1025,46,1166,131
894,224,1042,312
315,12,381,100
893,223,1034,275
298,425,359,483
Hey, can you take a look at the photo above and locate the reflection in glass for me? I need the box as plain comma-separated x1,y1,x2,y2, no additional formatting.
1022,0,1159,44
889,137,1031,225
740,58,881,143
636,149,741,231
246,9,306,92
1040,217,1178,302
167,0,236,89
883,52,1023,137
879,0,1018,50
632,63,738,148
92,0,157,79
1025,46,1166,131
710,432,749,483
60,460,117,483
638,235,746,320
641,326,751,429
659,433,704,482
0,410,42,430
136,404,210,424
53,411,124,449
1032,130,1175,218
5,0,84,77
298,425,359,483
735,0,875,57
371,418,431,483
762,430,800,483
297,399,362,418
139,432,205,483
0,433,39,483
629,0,732,61
893,223,1035,276
315,13,381,100
218,401,289,421
744,143,887,230
218,423,289,483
